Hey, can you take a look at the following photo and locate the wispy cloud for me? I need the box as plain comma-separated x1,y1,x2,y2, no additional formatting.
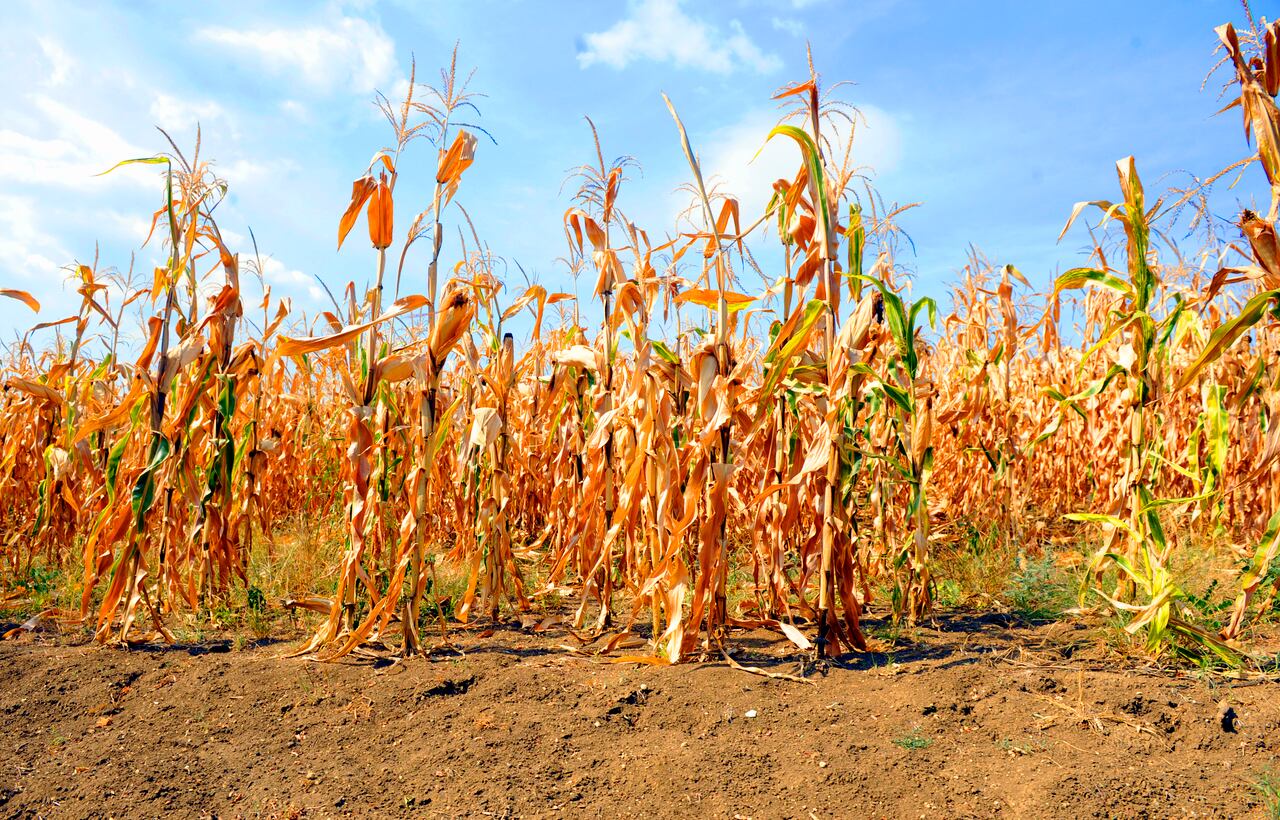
0,194,69,281
251,256,325,305
770,17,805,37
579,0,780,75
279,100,310,121
149,93,230,135
102,210,155,247
220,157,278,188
195,13,397,94
258,256,310,287
36,37,73,87
695,105,903,223
0,95,150,190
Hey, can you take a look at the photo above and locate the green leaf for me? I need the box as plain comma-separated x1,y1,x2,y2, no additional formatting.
1052,267,1133,299
130,433,172,526
1238,510,1280,588
1042,364,1124,419
870,379,913,416
1138,486,1166,551
650,339,679,365
758,125,832,249
1099,551,1153,594
1066,513,1142,545
96,155,169,176
1174,289,1280,392
105,403,144,503
846,203,865,291
852,274,915,372
751,299,826,428
1032,411,1062,445
909,296,937,334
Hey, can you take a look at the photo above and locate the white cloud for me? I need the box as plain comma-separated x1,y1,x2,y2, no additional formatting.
0,95,150,190
220,158,274,188
771,17,804,37
0,194,68,281
579,0,780,75
195,14,397,94
258,256,311,287
149,93,229,134
102,210,155,247
244,256,327,311
693,105,903,225
279,100,309,120
36,38,74,87
148,99,284,190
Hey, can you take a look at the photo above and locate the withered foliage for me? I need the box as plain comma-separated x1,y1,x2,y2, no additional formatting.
4,17,1280,666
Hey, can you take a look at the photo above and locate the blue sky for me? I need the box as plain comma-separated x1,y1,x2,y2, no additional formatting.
0,0,1270,347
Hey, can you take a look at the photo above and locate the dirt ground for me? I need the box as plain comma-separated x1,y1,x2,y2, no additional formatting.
1,613,1278,819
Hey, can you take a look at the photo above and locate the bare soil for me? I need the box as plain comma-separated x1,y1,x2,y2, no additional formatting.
1,613,1278,819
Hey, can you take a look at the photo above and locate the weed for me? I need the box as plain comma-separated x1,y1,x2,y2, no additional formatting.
892,729,933,751
1255,765,1280,819
1006,550,1071,622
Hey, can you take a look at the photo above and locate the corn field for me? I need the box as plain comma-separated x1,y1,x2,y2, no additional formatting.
4,15,1280,669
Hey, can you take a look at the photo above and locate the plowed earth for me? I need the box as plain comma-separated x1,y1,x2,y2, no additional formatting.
1,614,1278,819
